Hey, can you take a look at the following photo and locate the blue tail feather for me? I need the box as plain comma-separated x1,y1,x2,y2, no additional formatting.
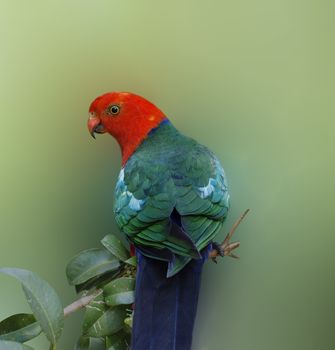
131,248,209,350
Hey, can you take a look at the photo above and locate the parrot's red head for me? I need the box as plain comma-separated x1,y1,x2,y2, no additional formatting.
88,92,167,165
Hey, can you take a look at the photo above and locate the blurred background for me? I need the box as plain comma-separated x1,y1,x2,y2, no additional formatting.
0,0,334,349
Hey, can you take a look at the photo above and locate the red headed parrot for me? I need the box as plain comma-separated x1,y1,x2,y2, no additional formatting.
88,92,229,350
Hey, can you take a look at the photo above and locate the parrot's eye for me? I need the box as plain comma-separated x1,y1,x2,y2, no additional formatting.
107,105,120,116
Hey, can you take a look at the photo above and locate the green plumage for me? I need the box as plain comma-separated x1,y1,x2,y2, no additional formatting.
114,121,229,276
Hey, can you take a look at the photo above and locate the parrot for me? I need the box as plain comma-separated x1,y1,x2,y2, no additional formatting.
87,92,230,350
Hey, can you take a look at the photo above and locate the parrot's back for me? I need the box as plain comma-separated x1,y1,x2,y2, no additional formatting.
114,120,229,276
113,120,229,350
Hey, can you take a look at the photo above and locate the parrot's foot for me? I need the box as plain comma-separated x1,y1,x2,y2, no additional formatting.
209,209,250,262
212,241,225,257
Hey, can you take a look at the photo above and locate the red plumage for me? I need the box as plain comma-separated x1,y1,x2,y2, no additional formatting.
88,92,166,164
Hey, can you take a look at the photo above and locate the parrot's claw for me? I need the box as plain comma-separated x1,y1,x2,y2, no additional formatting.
209,209,250,261
211,240,240,262
212,241,225,257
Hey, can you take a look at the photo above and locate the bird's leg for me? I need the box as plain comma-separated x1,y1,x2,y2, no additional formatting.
209,209,250,262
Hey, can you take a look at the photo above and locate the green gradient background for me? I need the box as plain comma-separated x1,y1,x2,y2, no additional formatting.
0,1,334,349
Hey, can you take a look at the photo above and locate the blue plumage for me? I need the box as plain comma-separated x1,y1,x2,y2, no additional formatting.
132,247,210,350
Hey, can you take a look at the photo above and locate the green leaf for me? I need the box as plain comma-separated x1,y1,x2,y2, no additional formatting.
0,268,64,345
75,269,122,294
75,336,105,350
106,330,130,350
85,307,127,337
0,313,41,342
123,315,133,333
66,249,120,286
103,278,135,307
82,294,107,334
0,340,34,349
101,235,129,262
124,256,137,267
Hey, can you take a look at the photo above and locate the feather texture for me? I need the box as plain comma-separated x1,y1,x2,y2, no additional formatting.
131,247,210,350
114,120,229,276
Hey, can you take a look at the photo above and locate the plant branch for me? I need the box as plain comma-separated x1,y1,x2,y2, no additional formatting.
62,210,249,317
63,288,103,317
209,209,250,259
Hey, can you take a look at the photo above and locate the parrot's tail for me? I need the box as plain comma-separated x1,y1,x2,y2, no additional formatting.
131,250,208,350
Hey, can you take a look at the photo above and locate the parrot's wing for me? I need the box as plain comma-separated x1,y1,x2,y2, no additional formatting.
166,146,229,275
114,127,229,276
114,159,201,260
176,153,230,251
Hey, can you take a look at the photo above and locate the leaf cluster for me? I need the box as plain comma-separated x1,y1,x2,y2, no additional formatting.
0,234,136,350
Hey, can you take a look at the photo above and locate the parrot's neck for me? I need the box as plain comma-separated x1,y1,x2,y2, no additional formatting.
120,118,170,165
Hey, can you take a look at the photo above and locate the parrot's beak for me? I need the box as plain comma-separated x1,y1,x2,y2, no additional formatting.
88,114,105,139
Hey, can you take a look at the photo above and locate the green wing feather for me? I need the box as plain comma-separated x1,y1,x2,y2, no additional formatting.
114,121,229,276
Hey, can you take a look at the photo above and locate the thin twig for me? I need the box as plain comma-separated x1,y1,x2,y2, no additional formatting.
63,288,103,317
209,209,250,259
